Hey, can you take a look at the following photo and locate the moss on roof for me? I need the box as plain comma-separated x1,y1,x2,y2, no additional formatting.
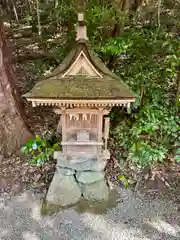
24,75,135,99
45,41,126,81
24,41,136,100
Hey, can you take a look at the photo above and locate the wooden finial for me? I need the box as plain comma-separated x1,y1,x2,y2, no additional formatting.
76,13,88,41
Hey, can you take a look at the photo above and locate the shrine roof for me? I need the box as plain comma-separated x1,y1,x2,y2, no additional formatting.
23,14,136,103
24,42,135,101
24,75,135,100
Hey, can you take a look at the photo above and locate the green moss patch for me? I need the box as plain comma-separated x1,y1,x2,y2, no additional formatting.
24,75,135,99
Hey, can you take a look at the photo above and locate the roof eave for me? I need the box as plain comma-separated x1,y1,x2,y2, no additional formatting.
25,97,136,108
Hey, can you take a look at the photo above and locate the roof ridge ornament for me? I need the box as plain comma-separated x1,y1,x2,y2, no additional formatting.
76,13,88,41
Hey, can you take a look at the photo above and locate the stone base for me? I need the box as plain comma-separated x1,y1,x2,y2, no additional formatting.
54,150,109,172
81,180,109,201
56,158,107,172
76,171,105,184
46,172,81,206
46,152,110,206
54,150,110,162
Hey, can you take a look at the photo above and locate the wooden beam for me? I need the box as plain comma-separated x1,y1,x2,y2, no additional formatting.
61,109,67,153
104,117,110,150
26,98,136,108
54,108,110,115
62,51,102,78
61,141,103,146
57,115,62,133
97,109,103,156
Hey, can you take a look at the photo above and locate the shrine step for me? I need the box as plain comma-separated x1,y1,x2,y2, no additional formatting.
56,157,107,172
67,155,96,163
54,150,110,163
54,152,96,163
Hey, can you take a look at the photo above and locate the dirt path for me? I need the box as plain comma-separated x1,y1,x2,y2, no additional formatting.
0,187,180,240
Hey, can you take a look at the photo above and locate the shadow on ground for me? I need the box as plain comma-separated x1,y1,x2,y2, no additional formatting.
1,187,180,240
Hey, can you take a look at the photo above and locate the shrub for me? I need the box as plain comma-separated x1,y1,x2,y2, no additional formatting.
21,135,60,166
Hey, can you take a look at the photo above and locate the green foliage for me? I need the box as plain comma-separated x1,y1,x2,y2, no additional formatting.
117,175,129,188
21,135,60,166
100,37,133,55
129,142,167,167
107,27,180,168
175,148,180,163
10,0,180,169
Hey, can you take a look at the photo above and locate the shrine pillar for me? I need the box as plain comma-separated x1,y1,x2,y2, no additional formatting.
61,108,67,153
104,117,110,150
97,109,103,156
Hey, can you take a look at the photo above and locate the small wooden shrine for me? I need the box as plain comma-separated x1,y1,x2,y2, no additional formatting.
24,13,136,161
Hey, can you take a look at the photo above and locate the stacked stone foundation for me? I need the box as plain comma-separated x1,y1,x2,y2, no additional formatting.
46,152,110,206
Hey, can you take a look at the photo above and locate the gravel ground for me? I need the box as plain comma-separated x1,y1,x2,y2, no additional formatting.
0,187,180,240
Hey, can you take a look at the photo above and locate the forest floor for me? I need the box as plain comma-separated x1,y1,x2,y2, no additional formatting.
1,151,180,202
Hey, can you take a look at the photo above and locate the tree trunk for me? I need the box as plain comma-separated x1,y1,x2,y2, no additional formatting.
11,0,19,23
36,0,42,36
27,0,33,15
0,20,33,156
108,0,131,68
